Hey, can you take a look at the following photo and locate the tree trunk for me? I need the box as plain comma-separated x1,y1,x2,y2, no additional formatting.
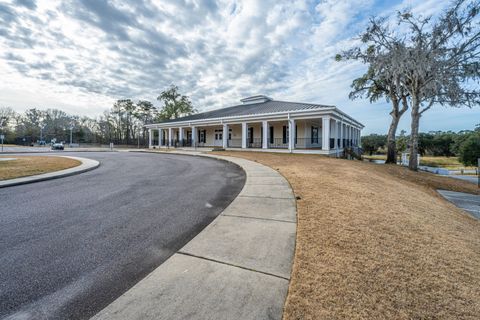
409,101,421,171
386,113,400,164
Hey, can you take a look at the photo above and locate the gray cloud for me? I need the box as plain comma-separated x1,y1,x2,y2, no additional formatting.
15,0,37,10
0,0,454,122
1,0,311,110
3,52,25,62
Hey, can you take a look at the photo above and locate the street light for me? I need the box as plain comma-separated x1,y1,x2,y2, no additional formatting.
137,128,140,149
40,124,46,146
69,125,74,147
0,116,6,152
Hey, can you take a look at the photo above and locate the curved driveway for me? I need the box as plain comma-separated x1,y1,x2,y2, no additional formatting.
0,152,245,320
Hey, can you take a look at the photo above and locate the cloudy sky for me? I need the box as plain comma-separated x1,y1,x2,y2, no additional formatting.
0,0,478,133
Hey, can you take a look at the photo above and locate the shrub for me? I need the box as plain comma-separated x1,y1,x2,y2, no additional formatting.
458,132,480,166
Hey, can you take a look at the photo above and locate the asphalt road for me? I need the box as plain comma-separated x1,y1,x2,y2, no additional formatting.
0,152,245,320
437,189,480,219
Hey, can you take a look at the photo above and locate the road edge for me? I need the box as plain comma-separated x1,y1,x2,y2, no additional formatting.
0,156,100,188
91,150,297,320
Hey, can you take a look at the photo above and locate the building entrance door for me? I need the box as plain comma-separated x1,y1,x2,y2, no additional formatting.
214,129,223,147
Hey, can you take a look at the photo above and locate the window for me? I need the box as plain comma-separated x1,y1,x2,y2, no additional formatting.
199,129,206,143
269,126,274,144
248,127,254,143
295,125,298,144
214,129,222,140
282,126,289,144
311,126,318,144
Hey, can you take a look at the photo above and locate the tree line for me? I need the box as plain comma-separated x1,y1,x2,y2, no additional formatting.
337,0,479,170
0,85,195,146
362,127,480,166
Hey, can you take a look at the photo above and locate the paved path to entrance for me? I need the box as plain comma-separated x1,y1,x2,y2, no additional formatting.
0,152,244,320
438,189,480,219
92,151,297,320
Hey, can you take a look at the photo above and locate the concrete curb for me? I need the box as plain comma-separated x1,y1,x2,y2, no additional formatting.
0,156,100,188
92,150,297,320
0,149,117,154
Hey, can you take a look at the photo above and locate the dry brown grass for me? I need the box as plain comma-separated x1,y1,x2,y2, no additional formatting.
0,156,81,180
212,151,480,320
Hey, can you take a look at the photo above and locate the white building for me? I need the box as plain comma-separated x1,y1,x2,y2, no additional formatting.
146,95,363,155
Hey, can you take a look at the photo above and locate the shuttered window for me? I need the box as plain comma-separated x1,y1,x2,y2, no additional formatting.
248,127,254,143
311,126,318,144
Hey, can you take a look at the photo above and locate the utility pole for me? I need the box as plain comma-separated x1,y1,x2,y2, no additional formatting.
69,125,73,146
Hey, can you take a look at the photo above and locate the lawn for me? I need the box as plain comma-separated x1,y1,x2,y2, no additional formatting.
363,154,476,170
0,156,81,180
213,151,480,320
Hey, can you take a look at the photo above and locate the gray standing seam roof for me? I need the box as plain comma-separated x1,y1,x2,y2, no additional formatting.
157,100,334,124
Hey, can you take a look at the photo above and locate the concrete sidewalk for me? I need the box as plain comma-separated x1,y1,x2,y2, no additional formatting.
0,156,100,188
92,151,297,320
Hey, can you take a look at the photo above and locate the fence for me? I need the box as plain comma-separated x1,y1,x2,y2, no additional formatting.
294,138,322,149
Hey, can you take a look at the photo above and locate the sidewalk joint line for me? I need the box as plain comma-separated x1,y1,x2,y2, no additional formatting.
177,251,290,281
222,213,296,224
245,183,287,186
238,195,294,200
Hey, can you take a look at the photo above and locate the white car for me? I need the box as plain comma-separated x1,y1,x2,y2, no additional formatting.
51,143,64,150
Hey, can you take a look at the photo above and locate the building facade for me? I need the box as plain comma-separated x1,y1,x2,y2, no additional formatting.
146,95,363,155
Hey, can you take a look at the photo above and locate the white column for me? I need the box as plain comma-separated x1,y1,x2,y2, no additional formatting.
333,119,338,150
168,128,172,147
158,129,162,147
337,121,343,149
340,122,343,148
288,118,295,152
191,126,196,147
262,120,268,149
322,117,330,151
349,126,352,146
179,127,184,147
241,122,247,149
222,123,228,148
346,125,350,146
148,129,152,148
330,119,337,149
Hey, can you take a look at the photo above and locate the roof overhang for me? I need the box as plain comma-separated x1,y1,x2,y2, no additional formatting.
146,107,364,129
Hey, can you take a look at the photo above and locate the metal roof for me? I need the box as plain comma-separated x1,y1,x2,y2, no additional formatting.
157,99,335,124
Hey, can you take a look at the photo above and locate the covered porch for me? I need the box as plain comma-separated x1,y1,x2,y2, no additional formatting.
147,116,362,155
